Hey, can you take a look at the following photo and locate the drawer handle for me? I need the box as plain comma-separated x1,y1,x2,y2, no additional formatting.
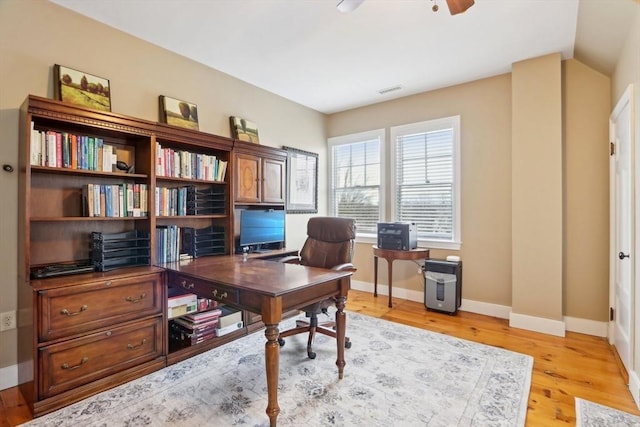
125,293,147,303
212,289,228,299
127,338,147,350
61,357,89,370
60,305,88,316
180,280,194,289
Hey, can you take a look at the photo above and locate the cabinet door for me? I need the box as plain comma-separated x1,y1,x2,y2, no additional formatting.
235,154,261,203
262,158,285,204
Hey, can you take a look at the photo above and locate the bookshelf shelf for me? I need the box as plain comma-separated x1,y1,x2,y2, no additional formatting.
30,165,148,179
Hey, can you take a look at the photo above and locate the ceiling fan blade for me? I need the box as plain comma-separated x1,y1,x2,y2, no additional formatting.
337,0,365,13
446,0,475,15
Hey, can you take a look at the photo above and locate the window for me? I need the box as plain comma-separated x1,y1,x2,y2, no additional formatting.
391,116,460,249
328,129,384,236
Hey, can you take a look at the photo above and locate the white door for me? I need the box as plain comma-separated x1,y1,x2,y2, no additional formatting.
610,85,634,375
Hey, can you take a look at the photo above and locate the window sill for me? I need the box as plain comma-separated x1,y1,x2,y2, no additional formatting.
355,235,461,251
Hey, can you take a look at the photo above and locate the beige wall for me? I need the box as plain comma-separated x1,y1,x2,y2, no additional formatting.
328,56,611,328
0,0,326,375
563,59,610,321
327,75,514,305
511,54,563,323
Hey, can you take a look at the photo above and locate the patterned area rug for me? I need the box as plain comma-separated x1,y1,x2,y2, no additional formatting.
23,311,533,426
576,397,640,426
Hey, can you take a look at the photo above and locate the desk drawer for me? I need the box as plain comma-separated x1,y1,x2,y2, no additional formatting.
171,274,238,305
38,316,163,399
38,273,163,341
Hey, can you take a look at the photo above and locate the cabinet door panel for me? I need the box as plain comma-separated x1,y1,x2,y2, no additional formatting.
262,158,285,204
235,154,260,203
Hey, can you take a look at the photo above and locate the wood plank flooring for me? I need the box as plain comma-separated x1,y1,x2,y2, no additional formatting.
1,289,637,426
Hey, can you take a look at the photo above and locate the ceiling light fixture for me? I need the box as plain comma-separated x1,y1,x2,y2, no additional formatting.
337,0,365,13
431,0,475,15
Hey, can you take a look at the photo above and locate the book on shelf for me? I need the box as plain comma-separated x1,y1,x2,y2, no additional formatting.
218,306,243,329
29,125,119,172
183,307,222,323
156,142,227,181
82,183,148,218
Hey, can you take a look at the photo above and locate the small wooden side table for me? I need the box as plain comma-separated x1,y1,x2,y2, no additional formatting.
373,246,430,308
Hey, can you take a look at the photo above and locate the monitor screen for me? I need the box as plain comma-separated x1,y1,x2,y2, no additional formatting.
239,209,285,249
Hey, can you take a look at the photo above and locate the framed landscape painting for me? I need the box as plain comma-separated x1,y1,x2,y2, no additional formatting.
159,95,199,130
229,116,260,143
53,64,111,111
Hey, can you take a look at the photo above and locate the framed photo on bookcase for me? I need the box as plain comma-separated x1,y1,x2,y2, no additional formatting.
53,64,111,111
284,146,318,214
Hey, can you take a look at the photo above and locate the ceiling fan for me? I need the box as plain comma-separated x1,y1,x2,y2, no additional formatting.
336,0,475,15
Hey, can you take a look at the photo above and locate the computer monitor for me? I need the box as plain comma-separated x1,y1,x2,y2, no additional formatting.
239,209,285,252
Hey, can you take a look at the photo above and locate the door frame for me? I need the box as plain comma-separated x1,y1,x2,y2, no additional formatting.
610,83,639,406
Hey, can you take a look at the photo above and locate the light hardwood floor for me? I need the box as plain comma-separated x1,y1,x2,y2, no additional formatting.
1,289,638,426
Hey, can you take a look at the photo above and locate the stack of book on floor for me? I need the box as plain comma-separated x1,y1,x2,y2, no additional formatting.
169,307,222,348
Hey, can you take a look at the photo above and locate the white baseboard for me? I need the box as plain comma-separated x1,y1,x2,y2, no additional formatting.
0,364,17,391
509,311,566,337
630,371,640,408
351,280,608,337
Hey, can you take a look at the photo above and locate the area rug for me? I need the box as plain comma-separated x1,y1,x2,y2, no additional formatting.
576,397,640,426
22,311,533,426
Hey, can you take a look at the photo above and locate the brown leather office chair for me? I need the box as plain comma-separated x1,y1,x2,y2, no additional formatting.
278,216,356,359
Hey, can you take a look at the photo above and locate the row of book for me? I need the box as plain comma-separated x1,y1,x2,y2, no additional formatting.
155,225,226,264
156,142,228,182
83,183,149,218
155,185,226,217
30,125,120,172
169,305,243,348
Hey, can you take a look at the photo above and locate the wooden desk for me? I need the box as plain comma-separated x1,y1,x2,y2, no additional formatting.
373,246,430,308
163,255,352,426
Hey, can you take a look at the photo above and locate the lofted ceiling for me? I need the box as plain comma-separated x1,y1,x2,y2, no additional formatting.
49,0,638,114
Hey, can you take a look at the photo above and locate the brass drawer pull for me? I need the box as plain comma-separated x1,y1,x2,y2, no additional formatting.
127,338,147,350
180,280,194,289
212,289,228,299
125,293,147,303
61,357,89,370
60,305,88,316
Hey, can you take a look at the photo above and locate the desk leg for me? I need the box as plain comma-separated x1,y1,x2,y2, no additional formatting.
387,260,393,308
264,323,280,427
373,256,379,298
334,295,347,379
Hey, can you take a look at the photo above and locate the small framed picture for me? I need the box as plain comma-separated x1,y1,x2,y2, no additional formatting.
159,95,199,130
53,64,111,111
229,116,260,144
284,146,318,214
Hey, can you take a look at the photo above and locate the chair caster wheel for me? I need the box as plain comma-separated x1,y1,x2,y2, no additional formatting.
308,351,316,359
345,340,352,349
278,338,285,347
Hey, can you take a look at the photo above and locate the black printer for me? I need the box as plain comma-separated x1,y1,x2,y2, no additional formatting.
377,222,417,250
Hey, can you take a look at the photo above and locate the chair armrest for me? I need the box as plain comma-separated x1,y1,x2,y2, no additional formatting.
279,255,301,264
331,262,356,272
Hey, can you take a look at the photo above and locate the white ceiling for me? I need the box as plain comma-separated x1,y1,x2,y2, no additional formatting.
49,0,638,114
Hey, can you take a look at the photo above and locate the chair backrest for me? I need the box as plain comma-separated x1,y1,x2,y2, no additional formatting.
298,217,356,269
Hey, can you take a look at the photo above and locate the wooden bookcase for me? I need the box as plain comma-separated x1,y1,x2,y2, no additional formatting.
16,95,290,417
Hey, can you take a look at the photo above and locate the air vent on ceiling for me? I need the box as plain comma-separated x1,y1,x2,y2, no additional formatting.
378,85,402,95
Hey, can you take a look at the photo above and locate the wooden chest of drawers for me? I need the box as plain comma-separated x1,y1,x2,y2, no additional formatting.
23,267,167,417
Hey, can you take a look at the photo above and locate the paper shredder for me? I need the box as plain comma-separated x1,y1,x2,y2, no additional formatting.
424,259,462,314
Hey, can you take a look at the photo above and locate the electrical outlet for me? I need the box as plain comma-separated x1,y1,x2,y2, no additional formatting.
0,310,16,331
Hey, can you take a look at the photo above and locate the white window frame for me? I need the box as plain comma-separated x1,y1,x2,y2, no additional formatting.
328,129,385,242
390,116,461,250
